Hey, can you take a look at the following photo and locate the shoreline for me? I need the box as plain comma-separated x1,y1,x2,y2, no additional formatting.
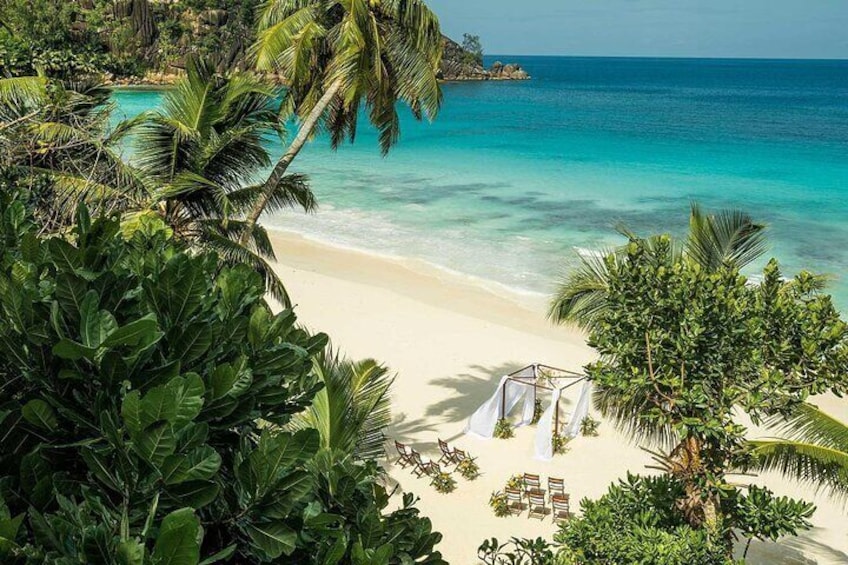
266,229,848,565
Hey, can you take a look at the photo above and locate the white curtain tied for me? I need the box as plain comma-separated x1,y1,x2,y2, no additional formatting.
563,381,593,438
533,388,561,460
465,376,535,438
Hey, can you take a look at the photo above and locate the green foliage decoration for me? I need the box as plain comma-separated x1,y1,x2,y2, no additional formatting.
580,415,600,437
488,492,510,518
457,457,480,481
494,418,514,440
430,472,457,494
531,399,543,425
552,433,570,455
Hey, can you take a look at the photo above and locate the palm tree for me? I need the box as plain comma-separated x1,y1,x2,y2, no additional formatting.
127,58,316,306
240,0,444,242
748,403,848,507
288,347,394,462
548,203,768,330
0,75,139,232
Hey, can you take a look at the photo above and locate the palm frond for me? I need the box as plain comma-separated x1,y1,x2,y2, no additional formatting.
686,203,768,271
288,346,394,461
227,174,316,215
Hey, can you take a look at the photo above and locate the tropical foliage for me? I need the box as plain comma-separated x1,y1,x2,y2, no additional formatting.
553,474,814,565
288,348,393,462
0,0,261,78
0,61,316,304
572,233,847,558
549,204,768,331
478,537,556,565
243,0,444,238
0,189,444,563
748,403,848,507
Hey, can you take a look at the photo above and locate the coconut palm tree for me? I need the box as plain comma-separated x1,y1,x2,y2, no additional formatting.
240,0,443,242
128,58,316,305
0,75,140,232
288,347,394,462
548,203,768,330
748,403,848,507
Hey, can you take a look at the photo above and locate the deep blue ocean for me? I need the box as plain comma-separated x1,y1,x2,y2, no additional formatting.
113,57,848,308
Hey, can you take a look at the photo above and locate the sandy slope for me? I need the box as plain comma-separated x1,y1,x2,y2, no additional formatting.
268,229,848,565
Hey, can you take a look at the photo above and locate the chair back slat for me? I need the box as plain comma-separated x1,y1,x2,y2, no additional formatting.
524,473,541,488
505,488,522,502
529,493,545,506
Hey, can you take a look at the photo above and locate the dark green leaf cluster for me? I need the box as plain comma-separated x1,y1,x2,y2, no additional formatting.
0,195,444,563
554,474,734,565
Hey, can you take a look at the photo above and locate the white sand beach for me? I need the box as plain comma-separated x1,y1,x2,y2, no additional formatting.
268,229,848,565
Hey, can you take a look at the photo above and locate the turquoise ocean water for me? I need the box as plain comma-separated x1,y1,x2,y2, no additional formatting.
113,57,848,308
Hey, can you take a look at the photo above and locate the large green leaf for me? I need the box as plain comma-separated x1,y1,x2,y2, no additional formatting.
245,521,297,559
248,429,319,499
151,509,201,565
21,399,58,432
103,315,162,348
116,539,145,565
136,423,177,467
161,446,222,485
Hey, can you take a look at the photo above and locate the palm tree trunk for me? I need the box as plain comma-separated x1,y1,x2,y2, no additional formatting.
240,81,342,245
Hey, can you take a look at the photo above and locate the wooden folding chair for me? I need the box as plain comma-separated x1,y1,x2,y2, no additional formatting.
453,448,468,464
505,488,525,516
394,441,414,468
527,492,548,520
410,450,429,478
548,477,565,500
425,461,443,478
552,494,571,523
523,473,542,499
437,439,458,465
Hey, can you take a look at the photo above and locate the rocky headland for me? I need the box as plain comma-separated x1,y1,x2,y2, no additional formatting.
439,36,530,81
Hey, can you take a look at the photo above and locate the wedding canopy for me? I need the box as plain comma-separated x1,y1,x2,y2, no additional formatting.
464,364,593,461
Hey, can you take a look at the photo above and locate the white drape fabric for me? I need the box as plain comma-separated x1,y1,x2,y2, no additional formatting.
534,388,561,461
563,381,593,439
465,377,536,438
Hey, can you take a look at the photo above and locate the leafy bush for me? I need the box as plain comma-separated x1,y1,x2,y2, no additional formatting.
489,492,510,518
0,196,445,563
505,474,525,491
431,472,457,494
579,415,600,437
554,475,737,565
494,418,514,439
478,537,556,565
457,457,480,480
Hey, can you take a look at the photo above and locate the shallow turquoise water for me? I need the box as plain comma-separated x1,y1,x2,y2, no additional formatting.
112,57,848,308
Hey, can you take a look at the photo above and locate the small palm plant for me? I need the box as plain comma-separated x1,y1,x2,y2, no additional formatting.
288,347,394,462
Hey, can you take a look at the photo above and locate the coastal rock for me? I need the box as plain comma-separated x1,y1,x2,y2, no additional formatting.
439,37,530,82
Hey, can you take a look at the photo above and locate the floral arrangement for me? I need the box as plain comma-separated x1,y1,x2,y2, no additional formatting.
431,471,457,494
457,457,480,480
505,474,525,491
580,414,600,437
489,491,511,517
552,433,571,455
493,418,514,439
531,399,543,425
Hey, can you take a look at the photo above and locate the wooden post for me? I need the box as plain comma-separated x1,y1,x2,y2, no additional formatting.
500,380,507,419
554,392,560,433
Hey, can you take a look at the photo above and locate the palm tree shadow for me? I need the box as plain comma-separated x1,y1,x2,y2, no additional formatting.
741,530,848,564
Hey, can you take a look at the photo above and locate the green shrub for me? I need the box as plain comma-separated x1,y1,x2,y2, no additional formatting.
554,474,735,565
0,197,445,563
494,418,514,439
478,537,556,565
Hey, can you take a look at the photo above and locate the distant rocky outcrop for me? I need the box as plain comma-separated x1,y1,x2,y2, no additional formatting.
438,36,529,81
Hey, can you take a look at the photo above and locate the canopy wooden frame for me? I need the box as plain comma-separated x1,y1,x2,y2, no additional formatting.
499,363,587,433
